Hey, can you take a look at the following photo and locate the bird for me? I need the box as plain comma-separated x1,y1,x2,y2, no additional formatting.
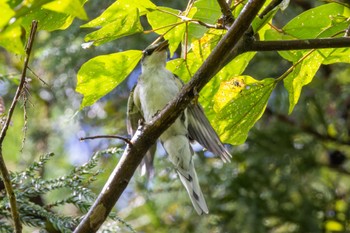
127,40,231,215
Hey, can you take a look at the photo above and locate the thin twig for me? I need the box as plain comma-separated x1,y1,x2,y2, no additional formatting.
80,135,132,146
0,20,38,233
275,49,315,82
27,67,49,86
258,0,283,18
20,83,29,152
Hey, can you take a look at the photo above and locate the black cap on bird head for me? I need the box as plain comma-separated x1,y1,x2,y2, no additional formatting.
142,40,169,57
141,40,169,68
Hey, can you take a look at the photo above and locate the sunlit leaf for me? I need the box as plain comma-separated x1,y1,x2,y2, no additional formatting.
283,3,350,39
147,7,185,57
25,14,74,32
82,0,154,28
82,0,155,46
84,9,143,46
168,28,256,123
187,0,221,41
167,29,223,82
167,56,198,83
325,220,343,231
213,76,276,145
43,0,88,20
0,25,24,54
0,1,15,28
322,48,350,64
265,3,350,62
12,0,85,32
252,0,283,34
76,50,142,109
284,51,323,114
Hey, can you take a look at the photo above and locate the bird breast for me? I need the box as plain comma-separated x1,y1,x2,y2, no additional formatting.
138,68,180,122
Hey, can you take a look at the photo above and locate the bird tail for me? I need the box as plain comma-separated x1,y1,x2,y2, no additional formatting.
177,161,209,215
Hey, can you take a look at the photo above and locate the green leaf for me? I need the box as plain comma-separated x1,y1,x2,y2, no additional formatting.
187,0,221,41
167,56,198,83
147,7,185,57
83,0,154,28
13,0,86,32
43,0,88,20
284,51,323,114
0,25,24,54
83,9,143,46
167,29,222,82
264,29,301,62
265,3,350,62
76,50,142,109
20,10,75,32
82,0,155,46
283,3,350,39
252,0,282,34
321,48,350,64
0,1,15,28
213,76,276,145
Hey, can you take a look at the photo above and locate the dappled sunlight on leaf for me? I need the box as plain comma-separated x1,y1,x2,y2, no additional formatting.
213,76,276,145
213,76,247,112
76,50,142,109
43,0,88,20
187,0,221,41
0,25,23,54
265,3,350,63
284,51,323,114
147,7,196,56
81,0,155,46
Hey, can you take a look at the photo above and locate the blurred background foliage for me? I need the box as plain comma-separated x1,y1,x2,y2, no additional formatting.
0,0,350,232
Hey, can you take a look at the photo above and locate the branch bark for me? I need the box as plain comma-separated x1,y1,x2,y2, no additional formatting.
0,20,38,233
73,0,267,232
248,37,350,51
217,0,235,26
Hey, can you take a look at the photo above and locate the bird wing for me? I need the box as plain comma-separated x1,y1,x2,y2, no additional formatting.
127,85,142,136
172,75,232,162
187,99,232,163
127,84,157,178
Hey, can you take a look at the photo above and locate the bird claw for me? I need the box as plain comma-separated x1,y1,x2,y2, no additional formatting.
137,119,146,131
192,87,199,105
152,109,161,118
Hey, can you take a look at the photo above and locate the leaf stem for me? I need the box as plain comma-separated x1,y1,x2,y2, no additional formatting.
275,49,315,82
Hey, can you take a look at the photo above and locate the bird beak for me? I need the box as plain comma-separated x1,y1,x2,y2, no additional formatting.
155,40,169,52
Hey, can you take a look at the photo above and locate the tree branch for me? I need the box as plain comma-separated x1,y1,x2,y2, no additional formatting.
0,20,38,233
248,37,350,51
73,1,267,232
217,0,235,27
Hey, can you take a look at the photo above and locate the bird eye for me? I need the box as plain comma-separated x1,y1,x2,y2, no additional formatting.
143,49,153,56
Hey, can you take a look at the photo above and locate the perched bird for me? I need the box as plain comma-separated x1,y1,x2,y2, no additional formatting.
127,40,231,215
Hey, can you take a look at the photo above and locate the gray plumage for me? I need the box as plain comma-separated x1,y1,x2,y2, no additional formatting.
127,40,231,214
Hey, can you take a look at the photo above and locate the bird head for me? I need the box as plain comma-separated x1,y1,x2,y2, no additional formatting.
141,40,169,71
